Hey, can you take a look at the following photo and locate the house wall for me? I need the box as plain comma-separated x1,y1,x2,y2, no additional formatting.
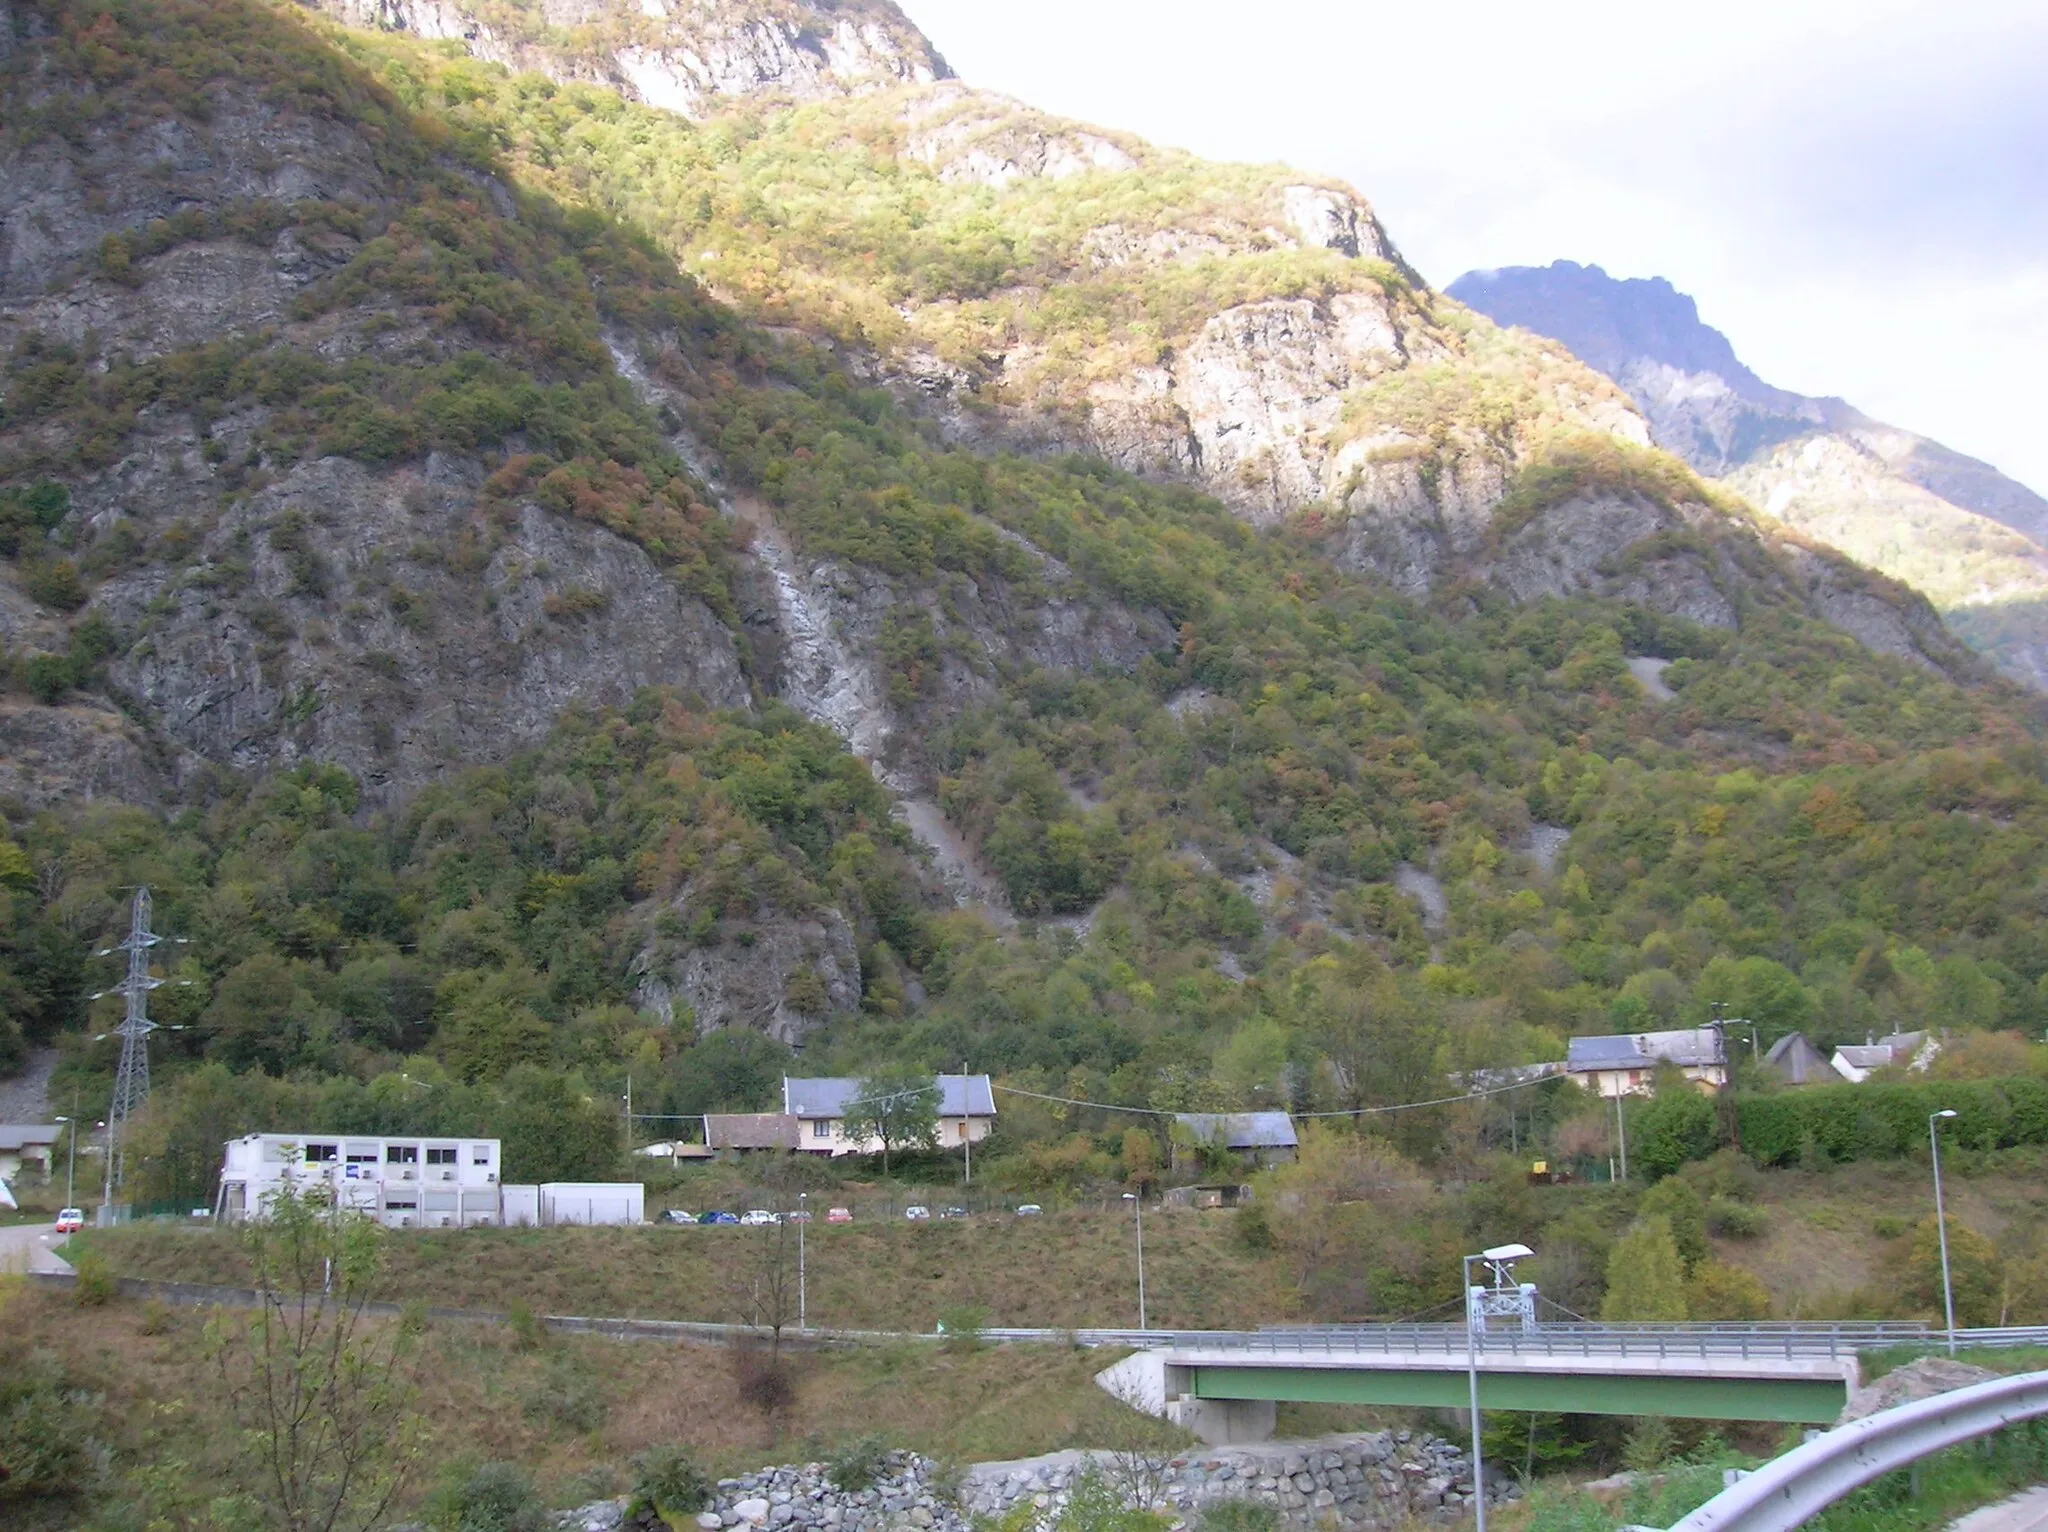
218,1133,503,1229
796,1115,995,1157
1571,1065,1726,1099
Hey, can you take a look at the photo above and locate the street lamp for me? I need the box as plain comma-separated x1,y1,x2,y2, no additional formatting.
798,1191,808,1332
1122,1191,1148,1332
53,1116,78,1206
1462,1242,1534,1532
1930,1110,1959,1355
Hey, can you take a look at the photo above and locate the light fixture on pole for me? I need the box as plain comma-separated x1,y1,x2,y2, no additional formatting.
1930,1109,1959,1356
1122,1190,1148,1332
1462,1241,1534,1532
797,1190,808,1332
54,1113,78,1207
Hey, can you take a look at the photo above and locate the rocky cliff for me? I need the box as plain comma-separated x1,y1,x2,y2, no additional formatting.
1448,261,2048,685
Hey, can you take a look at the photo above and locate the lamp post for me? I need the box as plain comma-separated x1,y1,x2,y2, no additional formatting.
798,1191,808,1332
1122,1191,1147,1332
1930,1109,1959,1355
1462,1242,1534,1532
54,1114,77,1206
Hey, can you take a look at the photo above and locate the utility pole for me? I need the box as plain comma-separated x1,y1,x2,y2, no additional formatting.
1613,1089,1629,1183
961,1062,972,1187
98,888,172,1221
623,1073,633,1151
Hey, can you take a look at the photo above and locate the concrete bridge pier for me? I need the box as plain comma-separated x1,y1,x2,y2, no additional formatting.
1097,1350,1279,1446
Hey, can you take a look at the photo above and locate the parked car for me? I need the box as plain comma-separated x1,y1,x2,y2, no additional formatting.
1014,1204,1043,1217
903,1205,931,1220
53,1207,84,1234
939,1206,969,1220
660,1209,695,1225
826,1206,853,1224
698,1210,740,1225
740,1209,781,1226
786,1209,812,1224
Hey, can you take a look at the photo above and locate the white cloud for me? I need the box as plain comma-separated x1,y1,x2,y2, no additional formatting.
907,0,2048,493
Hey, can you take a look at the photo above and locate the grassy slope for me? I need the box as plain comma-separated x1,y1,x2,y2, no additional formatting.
87,1205,1297,1330
0,1278,1150,1532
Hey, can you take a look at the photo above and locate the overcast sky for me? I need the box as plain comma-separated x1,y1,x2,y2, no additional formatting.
906,0,2048,496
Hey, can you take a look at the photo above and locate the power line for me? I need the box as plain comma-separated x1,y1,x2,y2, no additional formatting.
991,1071,1555,1121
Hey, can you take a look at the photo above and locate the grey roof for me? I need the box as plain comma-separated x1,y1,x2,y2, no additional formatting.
705,1113,800,1150
1175,1112,1300,1150
1833,1045,1895,1069
1566,1028,1724,1072
1763,1033,1831,1085
782,1075,995,1119
0,1124,61,1152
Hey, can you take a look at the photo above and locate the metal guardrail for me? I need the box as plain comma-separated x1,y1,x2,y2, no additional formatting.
1661,1369,2048,1532
1085,1321,1931,1362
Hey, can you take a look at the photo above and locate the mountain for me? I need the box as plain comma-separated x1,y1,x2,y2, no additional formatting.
1448,261,2048,686
4,0,2048,1189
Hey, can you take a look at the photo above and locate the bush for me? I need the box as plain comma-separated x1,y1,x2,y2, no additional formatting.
826,1436,891,1492
519,1359,607,1433
937,1302,988,1353
0,1340,102,1503
138,1299,175,1335
505,1300,546,1352
24,558,86,612
629,1445,712,1518
426,1461,547,1532
1706,1196,1768,1239
1197,1501,1280,1532
71,1248,117,1307
729,1337,795,1419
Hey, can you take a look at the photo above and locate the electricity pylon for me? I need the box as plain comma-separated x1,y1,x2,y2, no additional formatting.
96,887,171,1210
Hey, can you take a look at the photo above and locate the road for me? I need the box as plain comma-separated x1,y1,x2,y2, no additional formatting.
0,1218,75,1274
1951,1488,2048,1532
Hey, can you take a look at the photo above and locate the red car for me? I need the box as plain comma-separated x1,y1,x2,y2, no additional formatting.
826,1206,853,1224
53,1207,85,1234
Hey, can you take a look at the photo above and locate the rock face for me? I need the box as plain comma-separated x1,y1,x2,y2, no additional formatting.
1837,1356,1999,1425
312,0,951,119
1448,261,2048,686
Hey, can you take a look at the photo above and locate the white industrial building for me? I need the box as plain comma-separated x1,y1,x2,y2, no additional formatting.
214,1133,643,1228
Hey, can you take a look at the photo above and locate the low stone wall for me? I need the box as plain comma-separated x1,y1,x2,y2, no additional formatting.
551,1437,1515,1532
963,1432,1514,1528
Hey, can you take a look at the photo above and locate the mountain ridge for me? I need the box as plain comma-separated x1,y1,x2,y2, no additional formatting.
1449,260,2048,685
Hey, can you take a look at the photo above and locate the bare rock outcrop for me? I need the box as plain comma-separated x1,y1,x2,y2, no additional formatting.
632,895,861,1044
1837,1356,1999,1425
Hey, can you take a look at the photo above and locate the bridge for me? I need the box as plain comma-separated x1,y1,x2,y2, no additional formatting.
1096,1322,1935,1445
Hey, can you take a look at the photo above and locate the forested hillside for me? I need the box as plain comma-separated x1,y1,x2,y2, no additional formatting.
2,0,2047,1208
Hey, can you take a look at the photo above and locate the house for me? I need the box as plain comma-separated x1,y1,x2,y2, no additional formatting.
0,1124,60,1183
1832,1031,1940,1084
1565,1028,1727,1098
782,1074,995,1156
1763,1032,1833,1086
1173,1112,1300,1167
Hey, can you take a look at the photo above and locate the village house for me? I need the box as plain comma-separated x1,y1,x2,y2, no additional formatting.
1565,1027,1728,1097
782,1074,995,1156
1173,1111,1300,1168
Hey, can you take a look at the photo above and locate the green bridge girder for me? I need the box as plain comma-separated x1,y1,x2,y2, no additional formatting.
1189,1365,1847,1424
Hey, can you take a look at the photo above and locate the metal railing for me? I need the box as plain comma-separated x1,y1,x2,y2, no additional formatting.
1055,1320,1932,1362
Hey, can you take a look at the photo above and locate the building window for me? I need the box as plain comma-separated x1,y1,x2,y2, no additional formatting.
427,1147,457,1166
386,1145,419,1164
812,1119,831,1139
305,1143,338,1163
472,1146,491,1164
345,1149,378,1165
384,1200,417,1211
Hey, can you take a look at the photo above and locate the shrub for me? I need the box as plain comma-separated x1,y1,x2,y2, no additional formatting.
71,1248,117,1307
24,558,86,612
139,1299,175,1335
519,1360,607,1433
827,1436,891,1492
1197,1501,1280,1532
21,652,74,703
1706,1196,1768,1239
505,1300,546,1352
0,1340,103,1503
629,1445,712,1518
937,1302,988,1353
425,1461,547,1532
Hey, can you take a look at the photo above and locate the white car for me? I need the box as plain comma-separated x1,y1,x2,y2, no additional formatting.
739,1209,781,1226
903,1205,931,1221
1014,1204,1044,1217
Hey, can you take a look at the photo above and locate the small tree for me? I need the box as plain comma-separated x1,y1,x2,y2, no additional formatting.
842,1068,939,1176
1637,1176,1709,1273
1903,1214,2001,1326
1599,1214,1690,1322
207,1180,421,1532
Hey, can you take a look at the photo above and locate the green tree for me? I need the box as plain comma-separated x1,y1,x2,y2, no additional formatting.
1600,1214,1690,1322
206,1181,421,1532
1903,1214,2002,1327
1638,1176,1709,1273
497,1068,621,1183
842,1068,939,1176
